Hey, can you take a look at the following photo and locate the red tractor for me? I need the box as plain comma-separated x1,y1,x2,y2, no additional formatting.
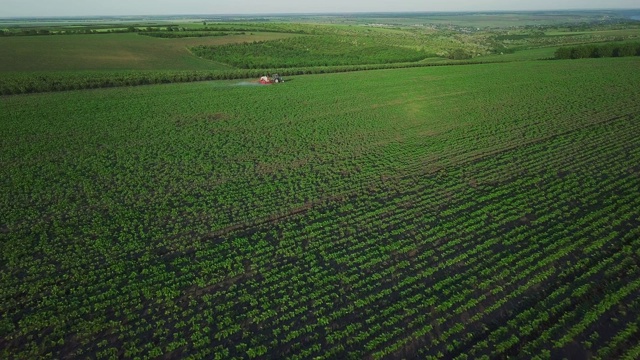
259,74,284,84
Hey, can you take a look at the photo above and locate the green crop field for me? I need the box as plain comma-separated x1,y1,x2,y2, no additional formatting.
2,55,640,358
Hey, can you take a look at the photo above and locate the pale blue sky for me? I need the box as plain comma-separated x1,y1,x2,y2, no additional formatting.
1,0,638,17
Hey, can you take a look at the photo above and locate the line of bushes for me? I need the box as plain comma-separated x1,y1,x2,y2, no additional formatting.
138,31,245,39
0,27,165,36
0,60,486,96
0,24,311,37
555,42,640,59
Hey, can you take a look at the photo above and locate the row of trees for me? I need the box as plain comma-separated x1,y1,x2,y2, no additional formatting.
555,42,640,59
138,31,244,39
0,60,485,96
0,27,146,36
0,26,197,36
0,23,312,37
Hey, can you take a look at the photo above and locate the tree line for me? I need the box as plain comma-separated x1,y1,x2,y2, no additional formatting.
0,24,311,37
138,31,245,39
0,61,486,96
0,27,177,36
555,42,640,59
0,26,238,37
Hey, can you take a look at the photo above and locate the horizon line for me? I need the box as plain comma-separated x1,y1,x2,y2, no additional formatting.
2,8,640,20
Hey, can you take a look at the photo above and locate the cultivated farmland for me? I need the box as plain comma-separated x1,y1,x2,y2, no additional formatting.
0,32,300,72
2,56,640,359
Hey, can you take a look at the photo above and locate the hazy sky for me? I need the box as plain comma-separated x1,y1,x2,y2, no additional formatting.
2,0,639,17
